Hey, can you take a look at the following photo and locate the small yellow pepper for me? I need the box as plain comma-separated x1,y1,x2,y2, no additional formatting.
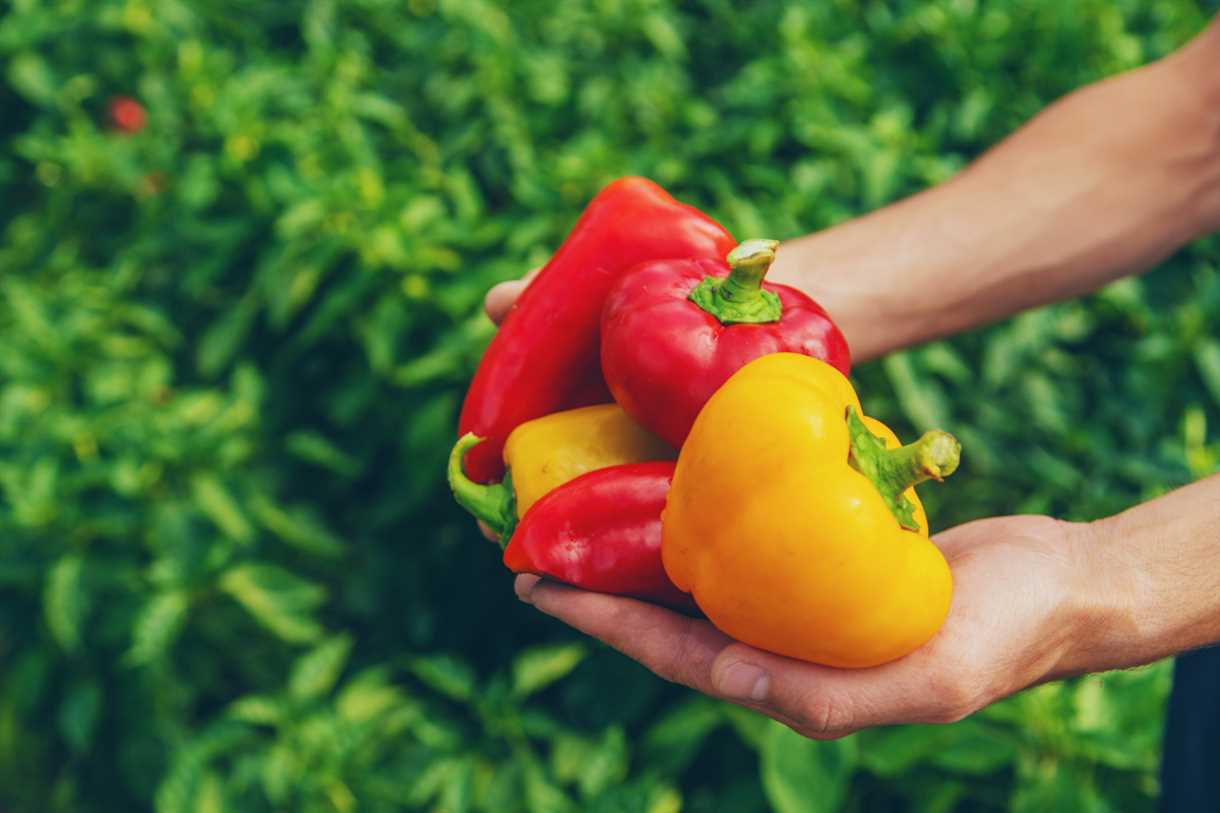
662,353,960,668
449,404,674,542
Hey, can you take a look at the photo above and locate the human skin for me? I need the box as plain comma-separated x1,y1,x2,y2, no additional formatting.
484,17,1220,737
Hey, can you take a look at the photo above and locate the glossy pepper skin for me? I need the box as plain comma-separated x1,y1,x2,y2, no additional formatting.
662,353,960,668
448,404,674,543
458,177,735,482
504,462,694,611
601,239,850,448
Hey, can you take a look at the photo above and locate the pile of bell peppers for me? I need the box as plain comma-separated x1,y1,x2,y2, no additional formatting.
448,177,962,668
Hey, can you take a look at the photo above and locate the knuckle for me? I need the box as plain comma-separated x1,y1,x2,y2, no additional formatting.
795,689,851,738
645,617,704,686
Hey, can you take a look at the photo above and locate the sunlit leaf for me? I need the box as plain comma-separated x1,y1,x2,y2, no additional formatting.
218,563,326,643
511,643,586,699
290,634,353,700
126,589,190,665
761,723,857,813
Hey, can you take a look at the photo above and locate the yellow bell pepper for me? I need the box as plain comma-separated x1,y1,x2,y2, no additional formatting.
662,353,960,668
449,404,674,543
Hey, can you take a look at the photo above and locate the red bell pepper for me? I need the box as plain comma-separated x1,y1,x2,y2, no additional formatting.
600,239,851,447
457,178,735,483
502,461,694,611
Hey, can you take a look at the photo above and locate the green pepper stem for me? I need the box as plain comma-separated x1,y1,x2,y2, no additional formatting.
447,434,517,546
846,407,960,532
688,239,783,324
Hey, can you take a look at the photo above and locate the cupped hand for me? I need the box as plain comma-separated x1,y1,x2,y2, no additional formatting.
514,515,1105,739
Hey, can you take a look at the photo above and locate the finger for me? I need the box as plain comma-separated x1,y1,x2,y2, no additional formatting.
516,577,874,735
484,266,543,325
515,573,542,601
477,520,499,543
484,280,524,325
517,576,734,695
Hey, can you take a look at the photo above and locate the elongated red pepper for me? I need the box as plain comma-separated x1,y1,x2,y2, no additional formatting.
600,239,851,447
502,461,694,611
458,178,735,483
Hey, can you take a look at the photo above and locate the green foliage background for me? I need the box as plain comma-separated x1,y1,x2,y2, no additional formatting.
2,0,1217,810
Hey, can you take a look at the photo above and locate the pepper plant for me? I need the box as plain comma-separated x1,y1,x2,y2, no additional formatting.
0,0,1215,811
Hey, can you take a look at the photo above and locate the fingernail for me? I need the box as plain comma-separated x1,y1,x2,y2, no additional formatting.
717,662,770,702
514,575,540,605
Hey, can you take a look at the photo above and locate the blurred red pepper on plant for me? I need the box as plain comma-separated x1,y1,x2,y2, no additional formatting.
109,96,146,134
600,239,851,447
502,461,694,611
457,177,735,483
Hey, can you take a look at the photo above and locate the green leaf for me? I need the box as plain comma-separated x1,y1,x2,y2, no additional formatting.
523,757,575,813
197,296,259,377
285,431,362,477
336,668,406,723
1012,763,1109,813
290,634,353,700
929,723,1018,775
722,703,771,750
578,727,628,798
44,554,87,653
408,654,477,703
642,696,724,775
226,694,284,726
191,475,255,543
262,742,300,805
8,52,57,105
125,589,190,665
882,352,951,430
760,722,857,813
511,643,586,699
249,495,345,557
859,719,1016,778
58,680,101,754
1194,337,1220,406
218,563,326,643
440,757,474,813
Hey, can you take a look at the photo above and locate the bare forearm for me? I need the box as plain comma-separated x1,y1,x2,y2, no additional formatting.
771,18,1220,363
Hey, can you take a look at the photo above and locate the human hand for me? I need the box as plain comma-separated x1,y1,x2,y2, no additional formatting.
513,514,1108,739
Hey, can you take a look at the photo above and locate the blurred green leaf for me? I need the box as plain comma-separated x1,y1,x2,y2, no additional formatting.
289,634,353,700
761,723,857,813
58,679,101,754
44,554,86,653
0,2,1209,809
191,475,255,544
511,643,586,699
642,696,724,775
285,431,362,478
218,563,326,643
197,296,259,377
409,654,478,703
126,589,190,665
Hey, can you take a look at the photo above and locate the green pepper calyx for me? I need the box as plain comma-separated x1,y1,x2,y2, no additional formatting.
688,239,783,325
846,406,960,532
447,434,517,548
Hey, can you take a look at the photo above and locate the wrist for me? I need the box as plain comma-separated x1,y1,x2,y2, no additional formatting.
1046,517,1147,678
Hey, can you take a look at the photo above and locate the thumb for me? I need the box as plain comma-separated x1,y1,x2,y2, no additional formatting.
484,266,543,325
709,643,940,738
